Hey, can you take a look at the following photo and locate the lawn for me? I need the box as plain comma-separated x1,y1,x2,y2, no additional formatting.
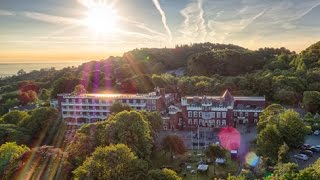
151,149,240,179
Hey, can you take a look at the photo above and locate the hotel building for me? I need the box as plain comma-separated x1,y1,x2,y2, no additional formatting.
55,88,175,125
165,90,265,130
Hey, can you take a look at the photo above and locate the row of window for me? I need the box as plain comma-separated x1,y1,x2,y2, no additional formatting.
63,112,108,116
63,106,146,111
64,98,151,104
234,112,258,117
63,106,109,110
187,119,227,126
188,111,226,118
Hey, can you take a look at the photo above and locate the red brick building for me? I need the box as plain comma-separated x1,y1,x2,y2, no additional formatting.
165,90,265,130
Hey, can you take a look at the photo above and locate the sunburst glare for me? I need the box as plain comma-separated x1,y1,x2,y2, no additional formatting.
82,0,118,34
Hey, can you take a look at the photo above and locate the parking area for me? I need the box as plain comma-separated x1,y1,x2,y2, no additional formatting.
291,135,320,169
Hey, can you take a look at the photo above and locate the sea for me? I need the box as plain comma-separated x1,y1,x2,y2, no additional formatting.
0,61,85,78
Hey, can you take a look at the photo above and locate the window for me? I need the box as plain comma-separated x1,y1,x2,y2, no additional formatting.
222,120,226,126
240,112,243,117
254,112,258,117
212,112,215,118
199,112,202,117
188,119,192,124
245,112,248,117
216,120,221,126
152,106,156,110
254,119,258,123
217,112,221,118
234,112,237,116
188,111,192,117
133,99,136,104
194,119,198,125
222,112,226,118
194,111,198,117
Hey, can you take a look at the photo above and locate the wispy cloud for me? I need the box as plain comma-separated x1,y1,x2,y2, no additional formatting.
152,0,172,42
179,0,207,43
23,12,81,25
120,17,166,37
0,9,15,16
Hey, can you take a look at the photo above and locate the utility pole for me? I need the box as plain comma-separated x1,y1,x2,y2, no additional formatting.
197,122,200,151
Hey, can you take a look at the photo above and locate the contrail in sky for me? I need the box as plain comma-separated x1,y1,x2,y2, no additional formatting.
152,0,172,42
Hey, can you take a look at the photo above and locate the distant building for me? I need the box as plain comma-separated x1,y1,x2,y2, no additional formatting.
55,88,175,126
9,104,38,112
166,89,266,130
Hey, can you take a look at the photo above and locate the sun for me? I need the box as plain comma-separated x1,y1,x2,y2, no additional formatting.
83,1,118,34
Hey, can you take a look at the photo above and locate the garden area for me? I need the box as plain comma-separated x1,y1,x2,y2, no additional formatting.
151,149,240,179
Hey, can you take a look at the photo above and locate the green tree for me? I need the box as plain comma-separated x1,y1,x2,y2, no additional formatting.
303,91,320,113
100,111,153,159
109,101,132,114
272,163,298,180
205,144,227,175
257,124,283,162
142,111,163,137
18,107,59,145
148,168,182,180
73,144,148,180
278,110,308,148
278,143,290,163
162,135,187,159
39,88,50,101
0,142,29,177
257,104,285,133
0,98,19,116
1,110,29,125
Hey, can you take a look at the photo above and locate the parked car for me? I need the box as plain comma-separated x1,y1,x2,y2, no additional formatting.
299,150,313,157
314,130,320,136
306,146,320,153
293,154,308,161
315,145,320,148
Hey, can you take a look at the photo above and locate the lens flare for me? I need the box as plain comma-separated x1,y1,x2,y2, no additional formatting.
245,152,260,167
218,127,240,150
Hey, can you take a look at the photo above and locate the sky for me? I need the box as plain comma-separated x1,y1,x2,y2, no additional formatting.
0,0,320,62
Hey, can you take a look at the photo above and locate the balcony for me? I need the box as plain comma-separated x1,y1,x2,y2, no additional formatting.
61,102,112,106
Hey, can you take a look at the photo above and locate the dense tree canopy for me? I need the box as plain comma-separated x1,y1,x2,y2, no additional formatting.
148,168,182,180
73,144,148,180
0,142,29,177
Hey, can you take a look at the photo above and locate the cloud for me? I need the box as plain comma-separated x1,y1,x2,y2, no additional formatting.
0,9,15,16
179,0,207,43
23,12,81,25
120,17,166,37
152,0,172,42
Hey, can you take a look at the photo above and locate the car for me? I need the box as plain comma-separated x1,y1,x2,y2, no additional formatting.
315,145,320,148
293,154,308,161
299,150,313,157
314,130,320,136
306,146,320,153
